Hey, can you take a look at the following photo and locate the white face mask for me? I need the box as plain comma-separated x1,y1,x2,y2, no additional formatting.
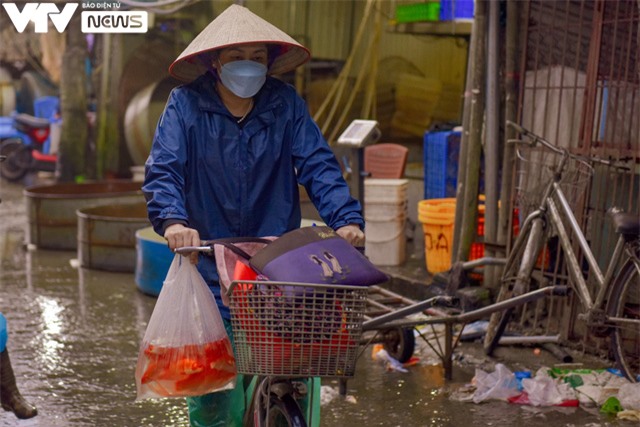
218,60,267,98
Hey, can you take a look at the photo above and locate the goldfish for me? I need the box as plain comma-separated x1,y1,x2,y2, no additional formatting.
138,338,237,397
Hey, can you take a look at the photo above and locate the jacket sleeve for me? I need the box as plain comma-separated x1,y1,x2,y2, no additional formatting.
142,89,190,236
290,94,364,231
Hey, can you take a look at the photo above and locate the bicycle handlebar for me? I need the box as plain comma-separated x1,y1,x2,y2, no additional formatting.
507,120,565,155
506,121,630,171
172,240,365,256
174,245,213,254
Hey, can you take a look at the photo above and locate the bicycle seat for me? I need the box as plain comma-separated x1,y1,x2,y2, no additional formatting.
612,212,640,237
14,114,50,129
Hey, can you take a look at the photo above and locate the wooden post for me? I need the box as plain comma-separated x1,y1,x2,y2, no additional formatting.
57,15,87,182
95,33,123,179
495,0,523,288
452,1,481,262
455,0,486,263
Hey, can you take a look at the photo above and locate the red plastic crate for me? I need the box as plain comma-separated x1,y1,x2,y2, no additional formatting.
469,209,549,269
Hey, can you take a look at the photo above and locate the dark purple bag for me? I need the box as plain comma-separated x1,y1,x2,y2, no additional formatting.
249,226,388,286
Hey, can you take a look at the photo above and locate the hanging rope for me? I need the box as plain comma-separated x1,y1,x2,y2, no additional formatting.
313,0,382,143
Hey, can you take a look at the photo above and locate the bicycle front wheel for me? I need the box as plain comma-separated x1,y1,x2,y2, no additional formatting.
608,253,640,382
267,394,307,427
484,217,546,355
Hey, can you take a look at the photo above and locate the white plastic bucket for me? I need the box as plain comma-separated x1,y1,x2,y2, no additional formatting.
364,179,409,204
130,165,145,182
365,215,405,241
365,200,408,221
365,213,406,266
365,230,406,266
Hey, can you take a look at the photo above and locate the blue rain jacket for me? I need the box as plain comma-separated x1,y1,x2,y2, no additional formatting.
143,73,364,319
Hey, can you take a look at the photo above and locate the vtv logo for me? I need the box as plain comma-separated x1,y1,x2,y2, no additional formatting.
2,3,79,33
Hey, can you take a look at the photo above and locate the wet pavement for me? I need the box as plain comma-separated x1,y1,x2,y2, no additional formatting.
0,176,634,426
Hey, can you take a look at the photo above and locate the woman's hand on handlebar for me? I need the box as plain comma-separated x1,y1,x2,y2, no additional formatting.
336,224,365,247
164,224,200,264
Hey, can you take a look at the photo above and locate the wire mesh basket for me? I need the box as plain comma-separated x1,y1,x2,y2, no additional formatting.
514,145,593,216
228,281,369,378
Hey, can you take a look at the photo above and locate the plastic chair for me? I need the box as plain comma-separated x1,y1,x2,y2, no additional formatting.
364,143,409,179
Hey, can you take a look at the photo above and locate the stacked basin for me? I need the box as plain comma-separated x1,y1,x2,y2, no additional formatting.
24,181,144,251
23,181,166,281
77,202,150,272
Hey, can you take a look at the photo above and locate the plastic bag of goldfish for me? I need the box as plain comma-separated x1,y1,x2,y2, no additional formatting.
135,255,237,400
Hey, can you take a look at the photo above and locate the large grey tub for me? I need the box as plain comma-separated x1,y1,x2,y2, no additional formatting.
77,202,150,272
24,181,144,250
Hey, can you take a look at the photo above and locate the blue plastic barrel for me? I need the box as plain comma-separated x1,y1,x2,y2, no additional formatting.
134,226,173,297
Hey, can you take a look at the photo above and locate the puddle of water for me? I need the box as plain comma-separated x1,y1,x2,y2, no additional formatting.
0,180,626,427
0,247,190,427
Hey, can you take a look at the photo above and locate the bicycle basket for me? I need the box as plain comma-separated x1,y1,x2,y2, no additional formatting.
515,145,593,215
228,281,368,378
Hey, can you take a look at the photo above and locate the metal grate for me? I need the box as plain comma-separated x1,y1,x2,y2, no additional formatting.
513,0,639,351
228,281,368,378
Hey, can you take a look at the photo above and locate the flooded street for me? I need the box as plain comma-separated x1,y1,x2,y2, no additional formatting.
0,178,632,426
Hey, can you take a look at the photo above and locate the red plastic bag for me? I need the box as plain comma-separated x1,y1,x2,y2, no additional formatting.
135,255,237,400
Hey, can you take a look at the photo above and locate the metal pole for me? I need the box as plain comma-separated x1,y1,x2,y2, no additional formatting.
444,323,453,380
495,0,521,289
456,0,486,262
484,0,500,285
498,335,560,345
452,4,479,261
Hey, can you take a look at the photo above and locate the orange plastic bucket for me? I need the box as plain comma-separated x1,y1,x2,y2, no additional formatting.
418,199,457,274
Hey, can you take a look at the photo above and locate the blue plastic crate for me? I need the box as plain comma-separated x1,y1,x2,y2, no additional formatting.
423,131,461,199
440,0,474,20
424,130,484,199
0,116,22,140
34,96,59,119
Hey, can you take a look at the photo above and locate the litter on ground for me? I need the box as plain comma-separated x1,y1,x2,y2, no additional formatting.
453,362,640,420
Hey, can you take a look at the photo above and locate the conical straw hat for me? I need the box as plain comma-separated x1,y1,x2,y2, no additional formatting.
169,4,311,81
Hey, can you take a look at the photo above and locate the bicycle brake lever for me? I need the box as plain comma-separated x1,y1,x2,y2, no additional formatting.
506,120,527,134
174,246,213,254
507,138,534,146
590,156,631,171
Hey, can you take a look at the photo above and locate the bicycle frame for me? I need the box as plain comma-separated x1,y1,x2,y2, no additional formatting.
546,185,628,312
519,160,638,329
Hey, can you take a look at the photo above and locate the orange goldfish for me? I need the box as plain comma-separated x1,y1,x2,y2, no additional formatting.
139,338,237,397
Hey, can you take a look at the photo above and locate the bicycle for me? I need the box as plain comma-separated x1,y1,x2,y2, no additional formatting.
175,243,369,427
228,279,368,427
483,121,640,382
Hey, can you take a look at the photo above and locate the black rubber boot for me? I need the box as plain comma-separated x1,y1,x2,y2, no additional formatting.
0,349,37,419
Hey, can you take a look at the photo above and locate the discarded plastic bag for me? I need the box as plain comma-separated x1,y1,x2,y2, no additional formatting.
601,396,624,415
372,346,408,373
618,410,640,422
574,370,628,407
508,392,579,407
135,255,237,400
618,383,640,411
521,375,575,406
472,364,520,403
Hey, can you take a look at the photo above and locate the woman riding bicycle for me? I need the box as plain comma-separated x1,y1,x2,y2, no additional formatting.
142,5,365,426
